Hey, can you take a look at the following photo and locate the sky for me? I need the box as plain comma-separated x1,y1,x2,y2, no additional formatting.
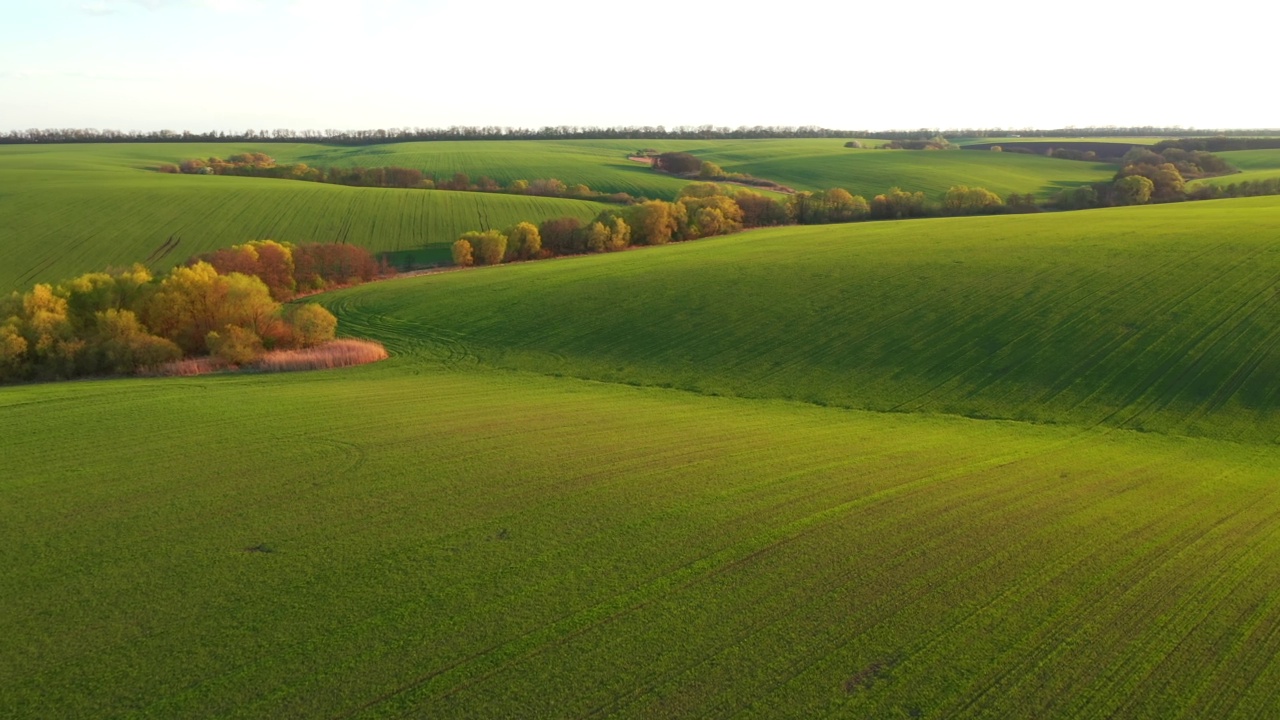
1,0,1276,133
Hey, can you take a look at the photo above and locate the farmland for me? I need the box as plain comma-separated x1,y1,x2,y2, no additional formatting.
5,195,1280,717
327,196,1280,444
0,139,1129,290
1193,149,1280,188
281,138,1117,201
0,144,609,290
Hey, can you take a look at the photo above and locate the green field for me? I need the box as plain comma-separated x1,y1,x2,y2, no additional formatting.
1193,149,1280,188
282,138,1116,201
687,140,1116,200
0,144,610,290
5,196,1280,717
328,196,1280,444
0,141,1127,290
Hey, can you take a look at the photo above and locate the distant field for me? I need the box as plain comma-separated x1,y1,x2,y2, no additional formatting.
6,197,1280,717
0,144,608,290
682,140,1116,199
952,137,1166,146
1193,149,1280,188
0,140,1128,288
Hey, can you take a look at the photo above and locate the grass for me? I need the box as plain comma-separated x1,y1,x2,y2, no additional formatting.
4,354,1280,718
685,139,1117,200
0,144,609,290
5,196,1280,717
0,140,1125,290
324,195,1280,445
1192,149,1280,188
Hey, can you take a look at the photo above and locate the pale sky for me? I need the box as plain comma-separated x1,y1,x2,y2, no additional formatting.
1,0,1276,133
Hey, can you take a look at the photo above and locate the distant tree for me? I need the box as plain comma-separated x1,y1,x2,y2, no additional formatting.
506,222,542,261
462,230,508,265
1114,175,1154,205
698,161,726,178
607,217,632,251
451,239,474,266
528,178,568,196
628,201,682,245
870,187,928,219
653,152,703,175
539,217,583,255
583,222,611,253
1054,185,1098,210
942,186,1004,214
509,179,529,193
733,189,790,227
822,188,870,222
678,183,724,199
787,191,822,224
680,194,744,235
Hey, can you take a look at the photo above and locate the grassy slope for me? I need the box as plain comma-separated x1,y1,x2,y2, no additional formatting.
686,140,1116,199
326,196,1280,444
0,140,1122,291
5,198,1280,717
0,144,608,290
4,350,1280,719
1194,149,1280,188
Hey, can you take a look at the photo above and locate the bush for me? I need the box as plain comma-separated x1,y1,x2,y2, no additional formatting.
206,325,264,366
461,230,508,265
452,239,474,267
288,304,337,348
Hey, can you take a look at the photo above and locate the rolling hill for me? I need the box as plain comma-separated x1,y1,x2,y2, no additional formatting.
0,144,609,290
4,196,1280,717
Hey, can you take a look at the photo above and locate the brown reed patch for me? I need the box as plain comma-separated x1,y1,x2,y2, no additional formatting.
253,339,388,373
142,357,223,377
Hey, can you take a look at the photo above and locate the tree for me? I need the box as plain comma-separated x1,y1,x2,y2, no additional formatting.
451,239,475,267
0,321,29,381
734,190,789,227
823,188,869,222
287,304,337,348
206,325,264,366
1055,185,1098,210
583,222,611,253
653,152,702,175
628,200,682,245
698,161,725,178
144,262,277,355
870,187,928,219
788,191,822,224
461,230,508,265
604,217,629,251
505,222,542,260
942,186,1004,214
539,217,583,255
89,309,181,374
681,194,743,235
1114,175,1154,205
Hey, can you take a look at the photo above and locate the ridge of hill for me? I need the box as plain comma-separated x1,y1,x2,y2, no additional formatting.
323,196,1280,445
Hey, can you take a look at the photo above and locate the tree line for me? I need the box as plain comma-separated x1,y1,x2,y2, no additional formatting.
3,125,868,146
0,241,386,383
1050,146,1276,209
8,126,1275,146
447,181,1035,269
167,153,641,204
